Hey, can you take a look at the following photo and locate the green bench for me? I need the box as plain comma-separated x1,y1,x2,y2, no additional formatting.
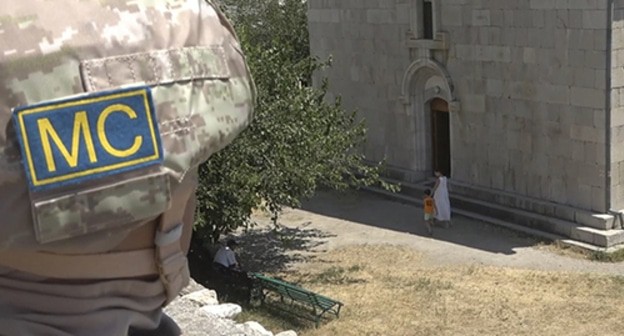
252,273,344,327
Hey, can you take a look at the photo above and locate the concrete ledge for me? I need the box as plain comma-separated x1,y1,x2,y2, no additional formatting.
576,213,615,230
572,227,624,247
405,32,450,50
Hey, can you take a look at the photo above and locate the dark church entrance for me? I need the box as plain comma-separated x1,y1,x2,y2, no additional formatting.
430,98,451,177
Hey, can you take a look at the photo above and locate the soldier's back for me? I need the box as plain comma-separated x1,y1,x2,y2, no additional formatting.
0,1,254,335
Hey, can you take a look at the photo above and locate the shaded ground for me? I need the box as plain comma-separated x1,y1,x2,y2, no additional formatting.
201,190,622,298
188,221,335,303
250,191,624,275
196,190,624,335
234,225,335,274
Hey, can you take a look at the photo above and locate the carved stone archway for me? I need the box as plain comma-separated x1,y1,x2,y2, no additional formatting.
398,58,459,175
399,58,458,107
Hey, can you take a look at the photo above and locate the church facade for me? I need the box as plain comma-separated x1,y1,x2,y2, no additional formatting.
307,0,624,248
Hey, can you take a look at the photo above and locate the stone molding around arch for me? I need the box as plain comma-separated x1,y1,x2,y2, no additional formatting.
399,58,460,113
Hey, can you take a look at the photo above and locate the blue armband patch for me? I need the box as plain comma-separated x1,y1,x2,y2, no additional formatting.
12,86,163,192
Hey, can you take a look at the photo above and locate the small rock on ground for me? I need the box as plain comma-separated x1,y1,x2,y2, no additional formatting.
238,321,273,336
275,331,298,336
183,288,219,306
200,303,243,319
166,280,295,336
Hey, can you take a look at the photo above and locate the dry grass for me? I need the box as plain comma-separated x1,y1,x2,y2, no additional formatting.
239,244,624,336
537,241,624,263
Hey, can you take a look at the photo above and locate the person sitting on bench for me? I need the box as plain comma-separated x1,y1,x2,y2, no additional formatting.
213,239,240,272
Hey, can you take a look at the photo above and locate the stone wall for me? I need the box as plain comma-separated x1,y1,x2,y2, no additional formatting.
166,279,297,336
445,1,608,212
308,0,611,213
307,0,414,172
611,1,624,211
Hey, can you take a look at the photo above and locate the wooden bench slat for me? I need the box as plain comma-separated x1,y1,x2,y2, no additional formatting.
252,272,344,326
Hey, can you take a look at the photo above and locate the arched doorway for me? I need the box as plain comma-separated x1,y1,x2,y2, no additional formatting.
399,58,458,180
430,98,450,176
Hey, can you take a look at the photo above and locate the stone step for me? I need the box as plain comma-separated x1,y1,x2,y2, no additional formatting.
364,186,565,242
368,179,624,249
571,226,624,248
390,177,616,230
444,179,616,231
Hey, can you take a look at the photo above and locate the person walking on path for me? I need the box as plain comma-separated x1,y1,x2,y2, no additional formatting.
432,170,452,228
423,189,437,236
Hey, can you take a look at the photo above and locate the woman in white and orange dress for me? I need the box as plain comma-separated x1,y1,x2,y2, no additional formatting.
432,170,452,227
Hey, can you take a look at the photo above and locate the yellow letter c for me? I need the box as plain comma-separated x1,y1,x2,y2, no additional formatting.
97,104,143,158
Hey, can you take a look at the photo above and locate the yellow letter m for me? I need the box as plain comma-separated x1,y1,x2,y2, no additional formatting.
37,111,98,173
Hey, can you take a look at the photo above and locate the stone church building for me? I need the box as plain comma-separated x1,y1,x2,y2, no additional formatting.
307,1,624,249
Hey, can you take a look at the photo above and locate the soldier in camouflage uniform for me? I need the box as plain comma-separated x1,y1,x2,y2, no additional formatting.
0,1,255,335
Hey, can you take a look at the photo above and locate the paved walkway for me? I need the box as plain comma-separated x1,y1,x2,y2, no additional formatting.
252,191,624,276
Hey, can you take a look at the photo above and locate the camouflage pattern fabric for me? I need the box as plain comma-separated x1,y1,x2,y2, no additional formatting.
0,264,168,335
0,0,255,252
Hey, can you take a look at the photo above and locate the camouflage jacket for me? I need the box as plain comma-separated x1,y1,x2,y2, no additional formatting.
0,0,255,253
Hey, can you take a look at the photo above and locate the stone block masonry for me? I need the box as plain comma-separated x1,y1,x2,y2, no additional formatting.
307,0,624,236
611,1,624,210
308,0,413,172
443,2,608,213
166,279,298,336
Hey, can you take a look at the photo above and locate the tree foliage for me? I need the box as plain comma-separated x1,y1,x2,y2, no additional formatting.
193,0,394,244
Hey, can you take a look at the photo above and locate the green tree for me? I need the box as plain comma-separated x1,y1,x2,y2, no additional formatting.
193,0,395,245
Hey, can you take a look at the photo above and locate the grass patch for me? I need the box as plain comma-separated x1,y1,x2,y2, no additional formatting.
308,265,364,285
236,305,309,332
240,244,624,336
538,240,624,263
405,276,453,292
590,248,624,262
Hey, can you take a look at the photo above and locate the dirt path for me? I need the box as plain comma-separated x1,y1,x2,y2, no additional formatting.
250,191,624,276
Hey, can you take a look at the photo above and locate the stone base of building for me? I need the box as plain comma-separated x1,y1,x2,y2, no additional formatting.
375,166,624,250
